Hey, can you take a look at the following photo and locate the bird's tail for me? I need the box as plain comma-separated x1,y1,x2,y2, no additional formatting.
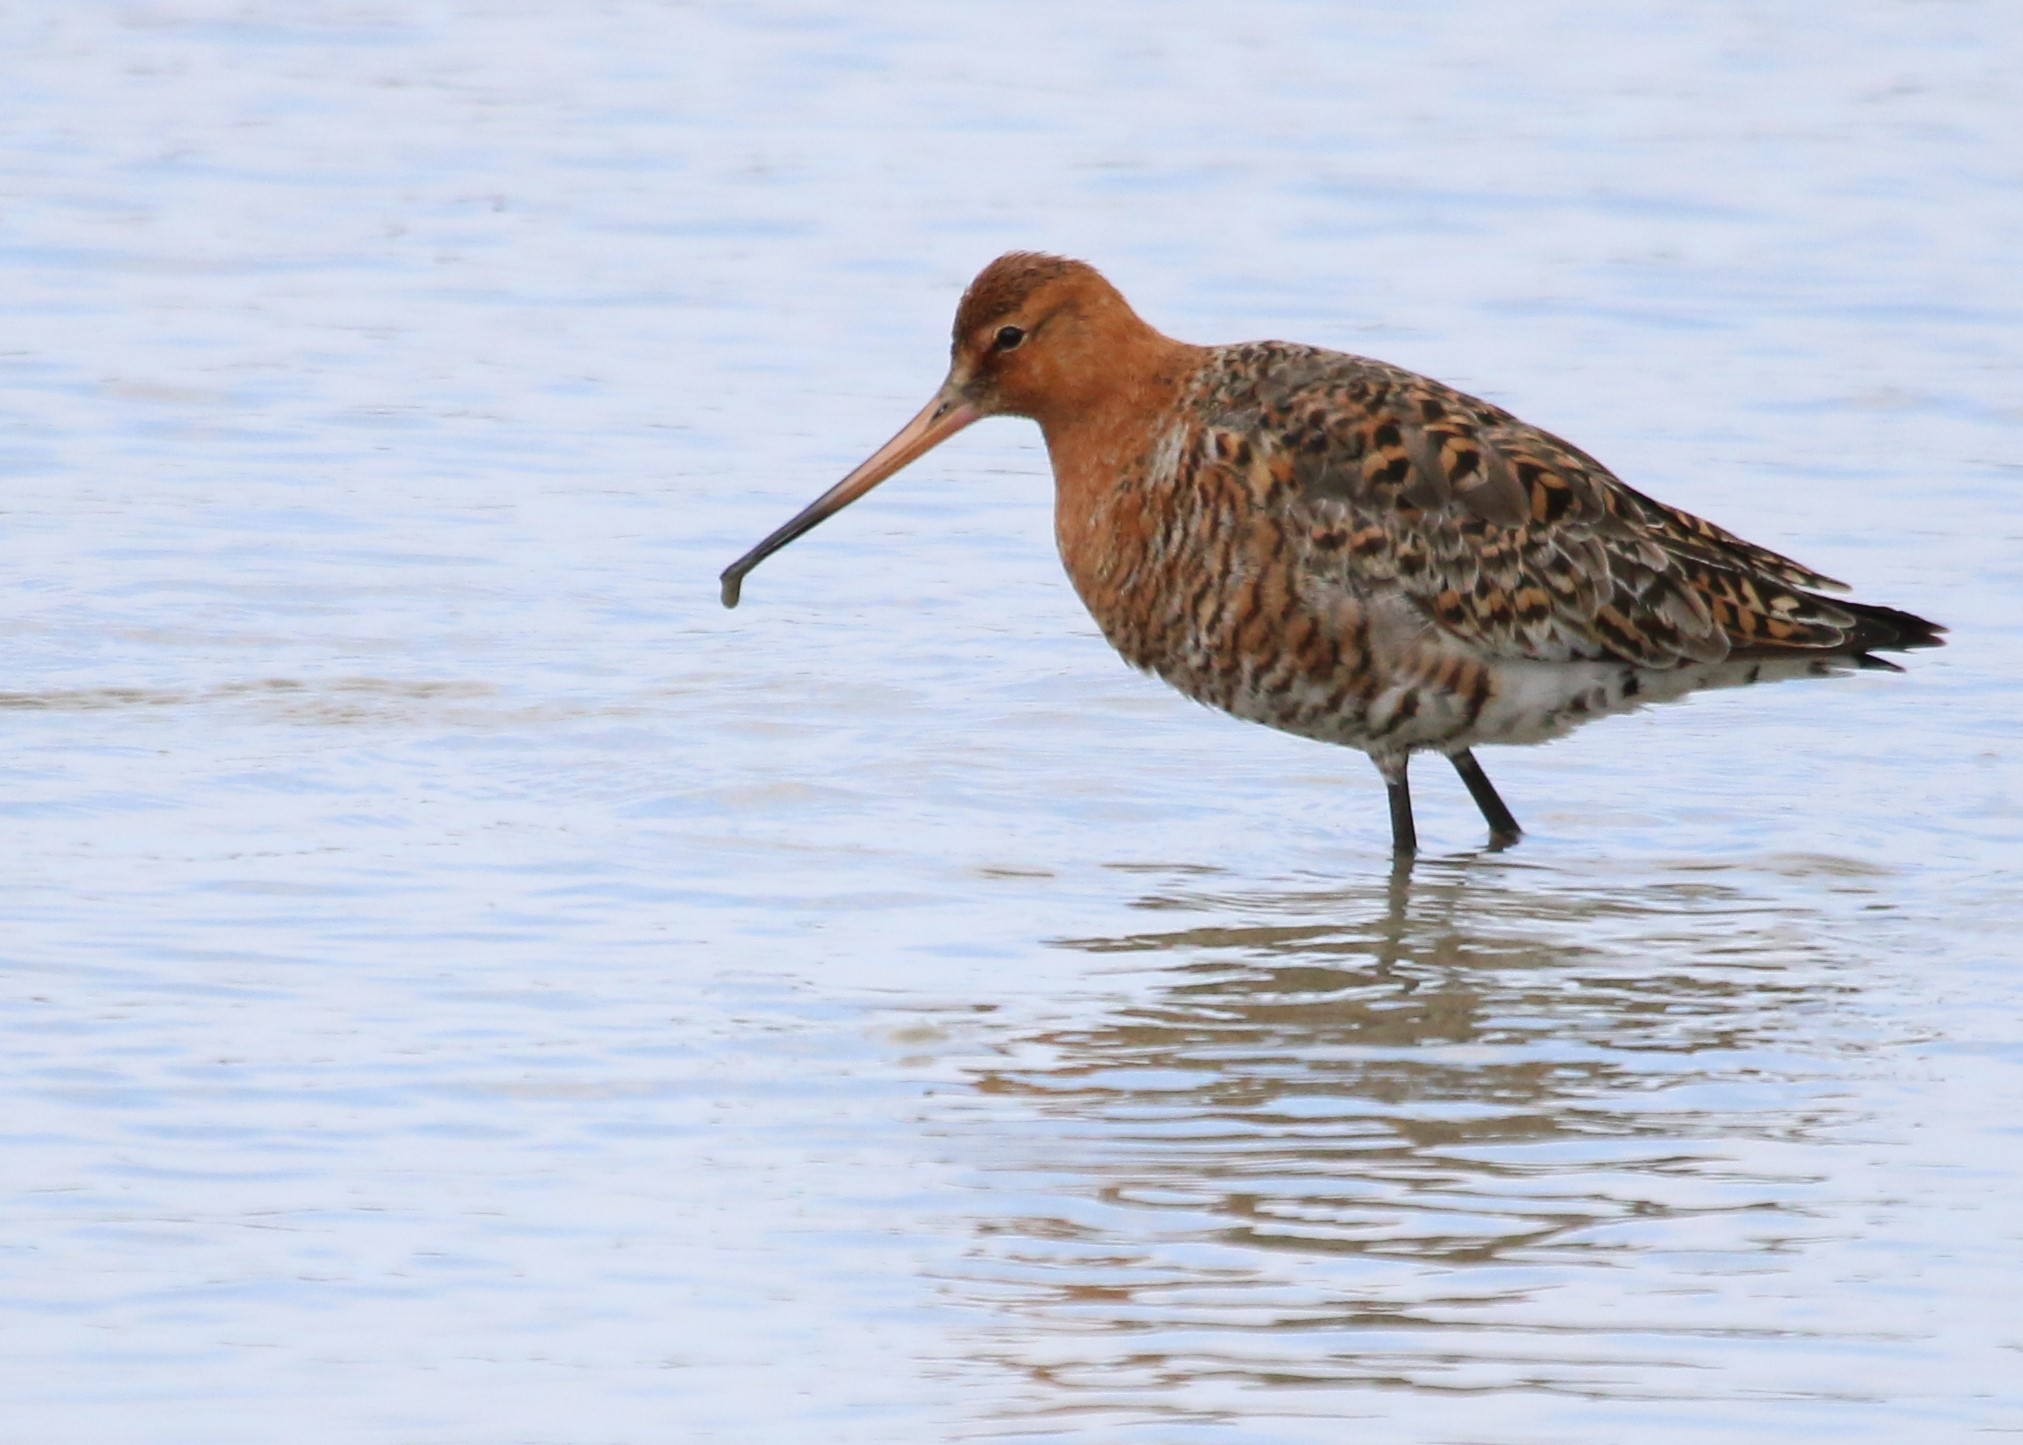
1838,599,1946,672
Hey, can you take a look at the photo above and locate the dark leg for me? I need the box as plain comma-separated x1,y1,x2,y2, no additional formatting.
1376,755,1417,856
1450,748,1521,847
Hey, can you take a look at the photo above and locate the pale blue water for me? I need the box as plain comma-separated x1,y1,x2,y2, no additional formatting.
2,3,2020,1442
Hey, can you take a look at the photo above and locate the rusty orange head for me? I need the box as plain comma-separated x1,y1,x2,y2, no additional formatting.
719,253,1160,607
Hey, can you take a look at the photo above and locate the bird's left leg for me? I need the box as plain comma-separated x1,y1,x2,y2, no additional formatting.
1449,748,1522,848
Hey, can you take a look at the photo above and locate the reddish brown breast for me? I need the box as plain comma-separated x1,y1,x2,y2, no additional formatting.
1037,349,1420,753
1038,367,1197,664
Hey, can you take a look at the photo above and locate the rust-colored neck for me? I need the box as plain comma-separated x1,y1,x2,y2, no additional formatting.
1037,327,1201,514
943,254,1210,624
1035,324,1207,621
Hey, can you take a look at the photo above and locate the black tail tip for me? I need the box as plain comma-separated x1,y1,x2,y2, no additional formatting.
1850,601,1946,655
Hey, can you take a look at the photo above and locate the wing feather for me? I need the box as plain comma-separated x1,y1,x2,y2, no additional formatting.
1201,344,1868,668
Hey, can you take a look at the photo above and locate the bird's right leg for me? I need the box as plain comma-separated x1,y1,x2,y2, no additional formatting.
1373,753,1417,856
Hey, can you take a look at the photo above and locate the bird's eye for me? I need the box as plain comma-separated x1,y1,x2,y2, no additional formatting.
994,325,1027,351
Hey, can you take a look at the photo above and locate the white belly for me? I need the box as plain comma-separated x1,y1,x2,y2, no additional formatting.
1468,654,1851,750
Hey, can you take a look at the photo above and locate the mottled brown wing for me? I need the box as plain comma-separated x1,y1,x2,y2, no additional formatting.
1205,344,1863,668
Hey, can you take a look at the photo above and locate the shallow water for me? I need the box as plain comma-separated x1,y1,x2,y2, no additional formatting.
3,2,2020,1441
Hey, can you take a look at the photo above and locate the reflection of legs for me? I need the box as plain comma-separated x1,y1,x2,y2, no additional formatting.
1374,753,1416,856
1450,748,1522,847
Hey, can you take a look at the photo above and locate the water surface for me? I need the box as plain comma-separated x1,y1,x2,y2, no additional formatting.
2,3,2020,1442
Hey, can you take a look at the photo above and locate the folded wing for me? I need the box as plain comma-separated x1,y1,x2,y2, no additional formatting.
1201,345,1933,669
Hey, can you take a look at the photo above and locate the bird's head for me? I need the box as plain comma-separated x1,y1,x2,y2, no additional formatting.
720,252,1163,607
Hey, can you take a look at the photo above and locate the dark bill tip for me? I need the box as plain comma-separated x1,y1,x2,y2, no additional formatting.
715,386,980,616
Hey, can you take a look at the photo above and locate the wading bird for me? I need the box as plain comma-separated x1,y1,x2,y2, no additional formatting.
721,253,1942,854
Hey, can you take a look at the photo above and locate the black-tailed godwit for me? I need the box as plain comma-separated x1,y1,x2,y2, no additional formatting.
721,253,1944,853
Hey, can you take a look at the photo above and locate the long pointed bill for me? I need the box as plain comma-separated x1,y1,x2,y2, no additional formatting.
720,385,983,608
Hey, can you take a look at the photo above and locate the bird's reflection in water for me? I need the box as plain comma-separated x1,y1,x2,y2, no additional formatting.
951,854,1879,1421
